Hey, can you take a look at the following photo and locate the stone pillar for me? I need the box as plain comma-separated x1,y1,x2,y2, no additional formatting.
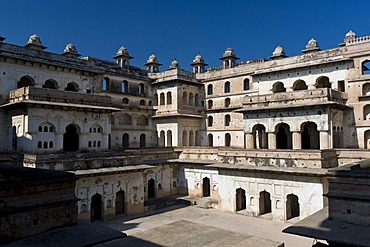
268,132,276,149
292,131,301,150
55,133,63,151
245,133,254,149
320,131,330,149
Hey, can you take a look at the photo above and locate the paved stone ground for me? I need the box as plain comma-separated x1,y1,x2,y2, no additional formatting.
95,197,320,247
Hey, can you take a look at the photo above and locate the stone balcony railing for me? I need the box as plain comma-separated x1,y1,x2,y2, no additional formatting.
9,87,112,107
242,88,347,110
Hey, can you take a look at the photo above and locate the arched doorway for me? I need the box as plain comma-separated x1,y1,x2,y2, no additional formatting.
115,190,125,215
301,122,319,149
225,133,231,146
292,80,308,91
208,134,213,147
276,124,292,149
253,124,268,149
140,134,146,148
63,124,79,151
236,188,246,211
91,193,103,222
286,194,300,220
148,178,155,199
315,76,331,88
259,191,272,215
122,133,129,149
17,76,34,88
203,177,210,197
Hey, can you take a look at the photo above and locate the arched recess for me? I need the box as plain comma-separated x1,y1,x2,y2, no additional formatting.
137,115,149,126
182,130,188,146
189,130,194,146
65,82,78,92
122,133,129,149
102,77,110,91
159,130,165,147
224,81,231,93
362,60,370,75
363,83,370,95
148,178,155,199
195,93,200,107
195,130,200,146
90,193,103,221
208,134,213,147
17,76,34,88
253,124,268,149
315,76,331,88
301,122,320,149
243,79,250,91
140,100,146,106
236,188,246,211
153,93,158,106
43,79,58,89
115,190,125,215
63,124,79,151
225,114,231,126
203,177,210,197
286,194,300,220
138,83,145,94
160,93,165,105
207,84,213,95
167,130,172,147
276,123,292,149
364,105,370,120
259,190,272,215
364,130,370,149
189,92,194,106
272,81,286,93
292,80,307,91
121,113,132,125
183,91,188,105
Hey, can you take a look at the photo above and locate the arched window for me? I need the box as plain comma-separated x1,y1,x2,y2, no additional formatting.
225,133,231,146
224,81,231,93
160,93,165,105
363,83,370,95
38,141,42,148
39,126,42,132
208,134,213,147
43,141,48,149
17,76,34,88
225,114,231,126
225,98,231,107
43,126,48,132
140,100,146,106
167,92,172,105
153,93,158,106
122,80,128,93
43,79,57,89
189,93,194,106
182,130,188,146
272,82,286,93
122,98,129,105
195,93,200,107
276,123,292,149
65,82,78,92
243,79,250,91
148,100,152,106
292,80,307,91
208,100,213,109
102,77,110,91
138,83,145,94
49,141,53,148
207,84,213,95
362,60,370,75
183,91,188,105
208,116,213,127
364,105,370,120
315,76,331,88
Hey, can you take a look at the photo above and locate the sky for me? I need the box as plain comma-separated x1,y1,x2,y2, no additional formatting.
1,0,370,70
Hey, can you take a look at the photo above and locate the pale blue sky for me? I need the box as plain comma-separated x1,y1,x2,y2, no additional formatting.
2,0,368,69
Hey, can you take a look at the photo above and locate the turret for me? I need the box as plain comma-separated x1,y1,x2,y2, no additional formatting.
25,34,46,51
220,46,239,69
190,52,208,73
114,46,133,67
144,53,162,73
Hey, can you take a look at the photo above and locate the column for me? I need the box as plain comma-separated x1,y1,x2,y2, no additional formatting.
292,131,301,150
268,132,276,149
245,133,254,149
55,133,63,151
102,133,109,149
320,131,330,149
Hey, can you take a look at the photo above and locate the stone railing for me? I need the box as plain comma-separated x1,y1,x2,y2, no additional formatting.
242,88,347,109
9,87,112,107
346,35,370,46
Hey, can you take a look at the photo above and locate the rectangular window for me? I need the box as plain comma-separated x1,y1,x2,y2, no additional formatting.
338,80,345,92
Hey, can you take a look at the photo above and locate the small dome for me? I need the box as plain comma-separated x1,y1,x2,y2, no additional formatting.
271,45,285,58
345,30,356,41
28,34,43,46
116,45,129,56
147,53,159,64
169,58,180,69
223,46,236,57
302,38,320,53
193,52,205,64
64,43,78,54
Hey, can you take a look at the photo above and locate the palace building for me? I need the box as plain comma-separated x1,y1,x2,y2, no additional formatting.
1,30,370,223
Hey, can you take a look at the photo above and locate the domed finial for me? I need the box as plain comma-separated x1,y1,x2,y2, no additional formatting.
63,43,80,57
302,38,320,53
116,45,129,56
25,34,46,50
223,46,237,58
147,53,159,64
169,58,180,69
270,45,286,59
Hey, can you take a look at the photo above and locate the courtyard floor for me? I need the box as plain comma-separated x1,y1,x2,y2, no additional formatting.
95,197,322,247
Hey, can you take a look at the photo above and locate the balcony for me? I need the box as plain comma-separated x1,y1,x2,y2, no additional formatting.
8,87,112,108
240,88,348,112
